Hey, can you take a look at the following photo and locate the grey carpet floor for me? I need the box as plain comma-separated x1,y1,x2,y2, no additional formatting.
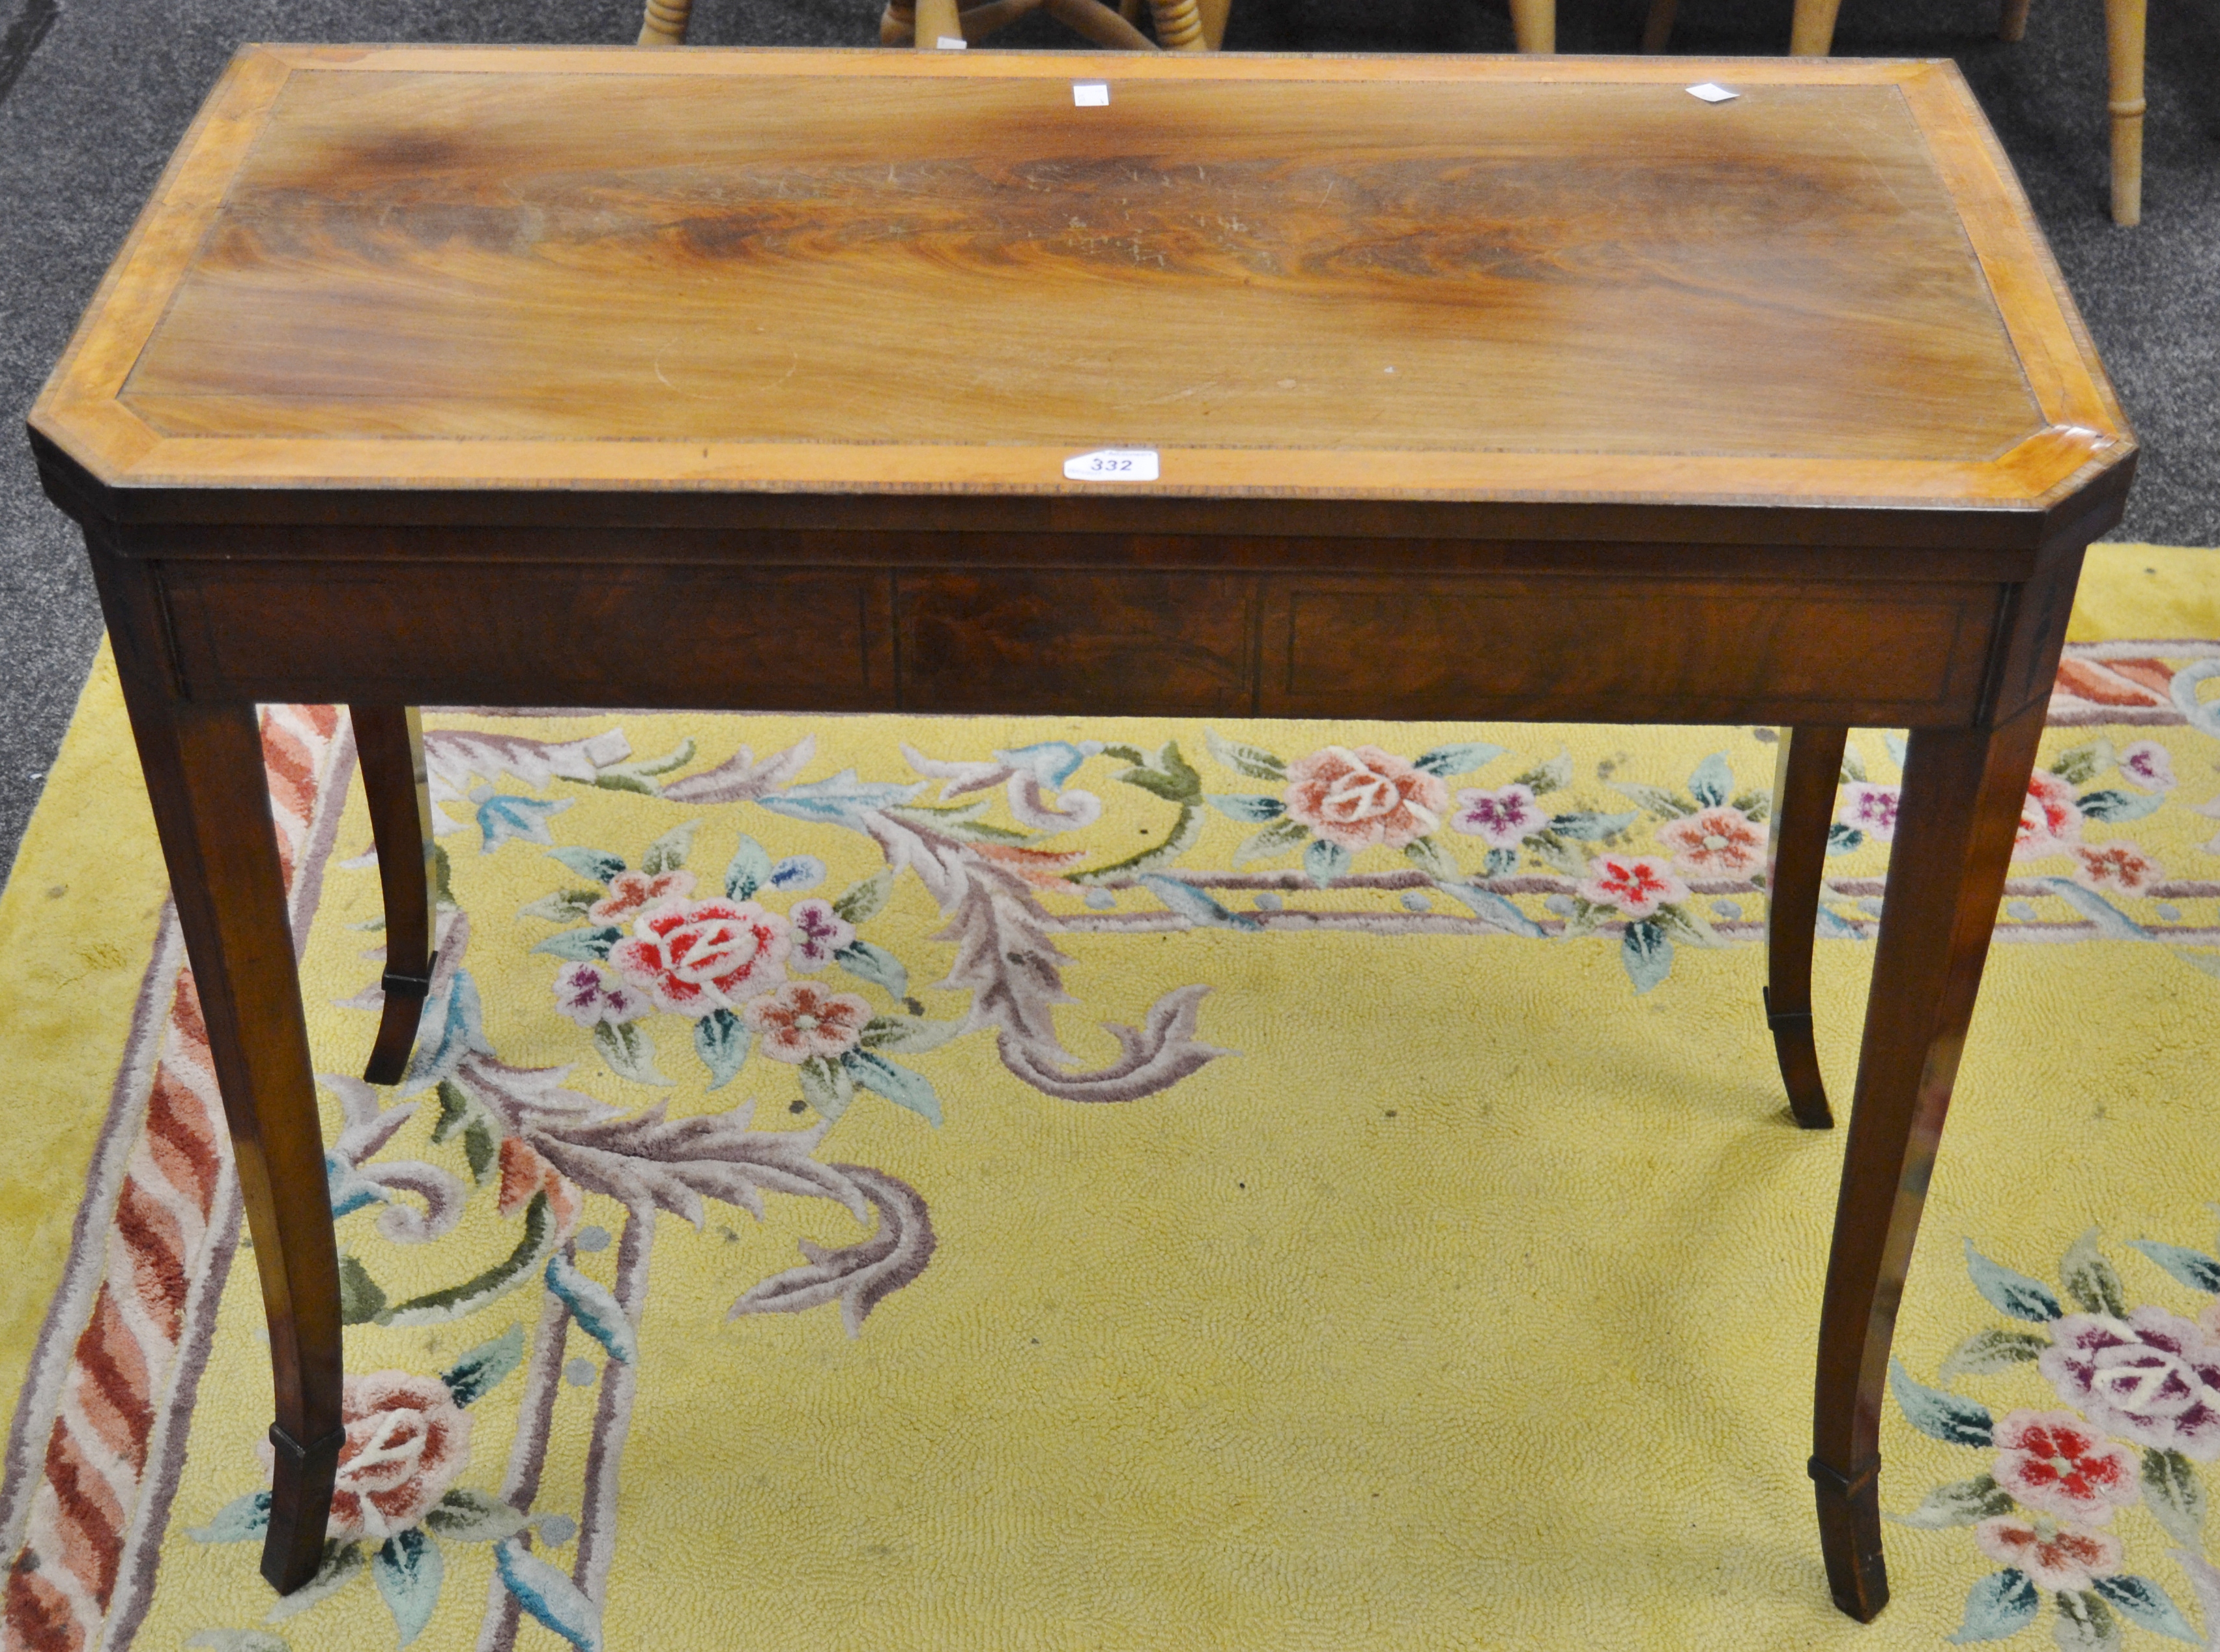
1,0,2213,883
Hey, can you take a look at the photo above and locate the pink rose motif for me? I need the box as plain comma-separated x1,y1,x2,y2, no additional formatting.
744,981,874,1064
611,897,789,1017
1577,855,1687,920
2119,741,2176,792
1991,1410,2140,1524
2071,842,2162,896
2040,1308,2220,1460
257,1372,471,1543
1974,1516,2122,1591
587,868,697,924
551,962,647,1028
1654,805,1767,876
785,897,856,973
1285,746,1448,852
2015,772,2083,859
1450,784,1542,848
1839,783,1901,842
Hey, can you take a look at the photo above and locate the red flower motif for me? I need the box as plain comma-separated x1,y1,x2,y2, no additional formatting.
1974,1516,2122,1591
257,1372,472,1543
2071,842,2162,897
1655,805,1767,876
2015,772,2083,858
611,897,789,1017
743,981,874,1065
1991,1410,2140,1524
1285,746,1448,852
1576,855,1688,920
587,868,696,924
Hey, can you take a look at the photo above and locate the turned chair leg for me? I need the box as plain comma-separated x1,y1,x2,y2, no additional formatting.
1148,0,1208,48
1788,0,1843,53
1507,0,1555,51
637,0,691,44
1641,0,1679,51
1998,0,2030,39
352,706,437,1086
2103,0,2146,224
1765,727,1848,1129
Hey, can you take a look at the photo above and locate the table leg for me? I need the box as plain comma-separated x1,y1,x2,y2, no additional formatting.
1765,725,1848,1129
352,706,437,1086
1809,697,2047,1620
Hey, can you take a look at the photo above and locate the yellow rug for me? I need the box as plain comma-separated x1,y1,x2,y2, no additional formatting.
3,545,2218,1652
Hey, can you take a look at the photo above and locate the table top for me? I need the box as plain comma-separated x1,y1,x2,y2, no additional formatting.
31,46,2131,540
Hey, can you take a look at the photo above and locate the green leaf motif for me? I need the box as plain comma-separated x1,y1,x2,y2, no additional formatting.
1304,837,1350,885
545,847,626,886
591,1019,671,1087
267,1543,366,1623
1606,779,1690,818
463,1118,498,1186
1965,1239,2066,1321
1649,901,1724,949
723,834,771,900
1484,847,1519,878
1945,1570,2038,1644
694,1009,749,1091
2142,1449,2206,1547
884,803,1033,845
373,1528,444,1648
640,820,699,877
2054,1588,2124,1651
591,736,695,796
1827,823,1866,856
1940,1328,2052,1382
1204,729,1287,781
441,1324,526,1406
1550,810,1640,841
798,1054,856,1122
1889,1359,1995,1446
494,1538,603,1652
832,869,893,925
1437,881,1546,938
528,927,623,963
1403,835,1458,880
383,1195,559,1327
859,1014,966,1054
1140,875,1261,931
545,1253,637,1363
517,889,603,924
1687,752,1735,807
2075,788,2167,824
1233,819,1310,868
834,940,910,1003
2049,741,2109,786
1509,750,1573,794
2129,1241,2220,1295
424,1488,531,1543
2092,1576,2200,1643
2062,1229,2128,1318
1525,830,1589,879
339,1253,388,1326
1840,745,1869,783
843,1049,943,1125
477,793,573,854
1731,788,1772,822
188,1490,272,1544
1621,920,1673,994
1892,1474,2013,1529
1411,742,1505,778
1205,793,1287,823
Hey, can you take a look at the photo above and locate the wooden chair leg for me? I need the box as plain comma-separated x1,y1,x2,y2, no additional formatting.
1195,0,1232,48
1998,0,2030,40
1147,0,1208,49
353,706,437,1086
913,0,963,44
1641,0,1679,52
2104,0,2146,225
1811,699,2051,1621
635,0,691,44
94,543,343,1595
1788,0,1843,54
1765,727,1847,1130
1507,0,1555,51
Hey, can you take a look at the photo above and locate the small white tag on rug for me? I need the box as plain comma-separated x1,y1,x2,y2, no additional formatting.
936,33,967,46
1073,81,1110,106
1064,448,1158,480
1686,82,1738,102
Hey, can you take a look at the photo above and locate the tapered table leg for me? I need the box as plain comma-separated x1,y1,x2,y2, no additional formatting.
352,706,437,1086
1765,726,1849,1129
1810,697,2049,1620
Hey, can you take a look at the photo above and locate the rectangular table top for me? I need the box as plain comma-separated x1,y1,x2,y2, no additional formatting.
31,46,2130,539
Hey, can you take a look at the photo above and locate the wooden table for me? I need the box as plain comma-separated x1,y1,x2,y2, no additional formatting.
28,44,2133,1623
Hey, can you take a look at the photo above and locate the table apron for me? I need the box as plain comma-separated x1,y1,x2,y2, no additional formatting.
151,558,2011,728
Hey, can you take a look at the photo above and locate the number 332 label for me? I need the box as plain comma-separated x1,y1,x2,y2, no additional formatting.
1063,448,1160,482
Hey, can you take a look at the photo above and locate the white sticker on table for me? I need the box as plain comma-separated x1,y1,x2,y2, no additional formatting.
1685,82,1738,102
1063,448,1158,481
935,33,967,46
1073,81,1110,107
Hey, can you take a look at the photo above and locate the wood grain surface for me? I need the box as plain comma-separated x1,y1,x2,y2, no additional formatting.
31,48,2130,519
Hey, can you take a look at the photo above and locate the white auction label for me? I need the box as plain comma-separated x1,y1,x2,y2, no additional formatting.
935,33,967,46
1685,81,1738,102
1073,81,1110,106
1063,448,1159,481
